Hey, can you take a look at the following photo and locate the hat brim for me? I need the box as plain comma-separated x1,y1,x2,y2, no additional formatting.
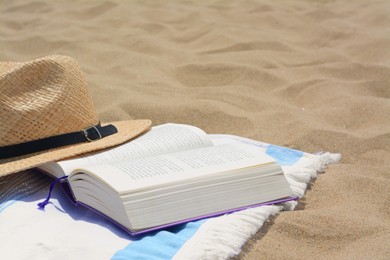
0,119,152,177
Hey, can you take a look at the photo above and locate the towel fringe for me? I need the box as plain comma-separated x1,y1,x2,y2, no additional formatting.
173,152,341,260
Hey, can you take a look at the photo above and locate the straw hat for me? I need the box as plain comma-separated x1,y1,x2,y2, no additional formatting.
0,55,152,177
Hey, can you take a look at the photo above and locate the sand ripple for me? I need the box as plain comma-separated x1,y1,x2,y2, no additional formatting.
1,0,389,259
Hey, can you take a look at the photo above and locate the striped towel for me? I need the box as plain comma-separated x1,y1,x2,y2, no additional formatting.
0,134,340,259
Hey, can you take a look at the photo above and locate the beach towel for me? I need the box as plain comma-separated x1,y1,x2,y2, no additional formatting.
0,134,340,259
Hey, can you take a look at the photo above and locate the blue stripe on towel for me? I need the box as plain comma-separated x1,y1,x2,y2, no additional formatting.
112,220,206,260
266,145,304,166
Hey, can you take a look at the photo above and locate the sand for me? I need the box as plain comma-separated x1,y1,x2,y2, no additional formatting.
1,0,389,259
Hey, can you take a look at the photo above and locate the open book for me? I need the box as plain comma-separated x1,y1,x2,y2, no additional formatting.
38,124,296,235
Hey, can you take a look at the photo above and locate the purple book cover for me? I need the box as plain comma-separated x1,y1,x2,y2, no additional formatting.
59,179,298,236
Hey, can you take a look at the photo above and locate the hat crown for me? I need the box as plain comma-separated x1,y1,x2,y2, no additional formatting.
0,55,99,147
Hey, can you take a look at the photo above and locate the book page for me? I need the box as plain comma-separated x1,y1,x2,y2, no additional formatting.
48,124,212,175
74,143,276,193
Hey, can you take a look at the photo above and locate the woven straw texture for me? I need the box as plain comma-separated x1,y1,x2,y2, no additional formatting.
0,55,152,176
0,55,98,146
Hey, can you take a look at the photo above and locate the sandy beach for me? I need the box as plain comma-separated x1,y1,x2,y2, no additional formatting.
1,0,389,259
